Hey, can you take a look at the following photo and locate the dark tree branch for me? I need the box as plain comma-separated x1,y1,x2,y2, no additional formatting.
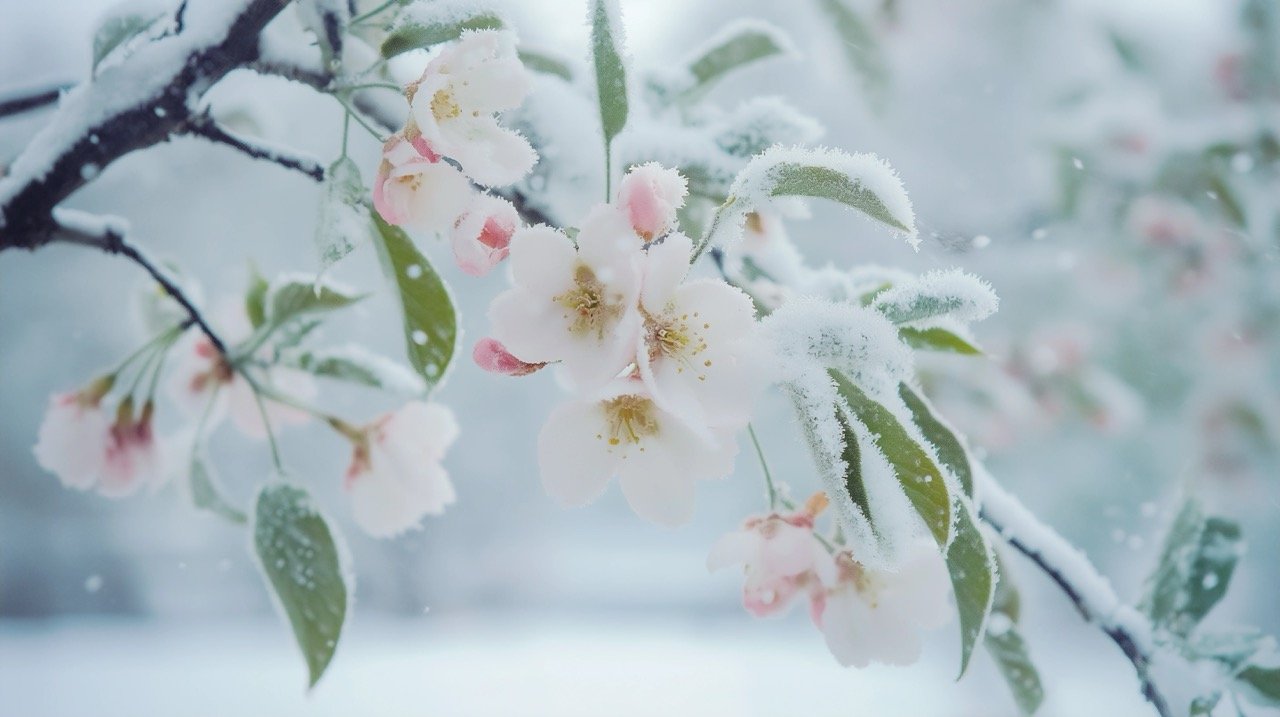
977,469,1172,717
53,209,227,355
182,112,325,181
0,83,70,119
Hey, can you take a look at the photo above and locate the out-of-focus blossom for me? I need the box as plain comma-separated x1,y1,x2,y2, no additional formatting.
33,376,115,491
451,194,520,276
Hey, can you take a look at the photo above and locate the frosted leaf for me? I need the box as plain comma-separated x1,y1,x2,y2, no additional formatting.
614,123,740,200
588,0,629,185
714,97,825,159
314,157,367,272
264,272,363,329
291,344,427,395
382,0,505,58
871,269,999,327
649,19,796,101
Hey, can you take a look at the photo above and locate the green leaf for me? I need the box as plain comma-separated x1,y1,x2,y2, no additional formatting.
1238,664,1280,705
253,484,348,689
519,48,573,81
877,296,965,325
815,0,889,109
1140,498,1243,639
769,163,912,234
315,158,367,271
829,370,951,546
190,453,247,524
92,12,163,73
245,267,269,330
946,498,997,677
380,12,505,58
684,21,791,97
984,554,1045,714
265,277,364,329
834,407,874,531
589,0,629,188
898,383,973,496
290,346,425,395
900,326,983,355
371,213,457,392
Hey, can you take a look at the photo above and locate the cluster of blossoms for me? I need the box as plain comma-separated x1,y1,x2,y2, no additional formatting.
708,493,952,667
476,162,766,526
372,29,533,277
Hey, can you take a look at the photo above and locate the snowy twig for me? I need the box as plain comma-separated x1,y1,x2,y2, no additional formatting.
976,465,1172,717
52,208,228,356
182,111,325,181
0,83,70,120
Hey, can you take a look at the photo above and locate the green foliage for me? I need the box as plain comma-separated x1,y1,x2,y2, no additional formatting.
984,555,1046,715
92,11,162,73
245,268,269,330
683,23,791,98
898,383,973,497
265,278,364,330
290,348,423,395
814,0,888,109
588,0,629,190
899,326,983,355
253,484,348,689
1141,498,1242,639
380,12,504,58
315,158,366,271
518,49,573,81
947,499,997,677
371,214,457,392
834,407,874,530
876,295,966,325
769,163,912,234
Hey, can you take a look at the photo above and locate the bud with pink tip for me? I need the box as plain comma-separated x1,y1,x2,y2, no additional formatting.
452,195,520,276
616,163,688,241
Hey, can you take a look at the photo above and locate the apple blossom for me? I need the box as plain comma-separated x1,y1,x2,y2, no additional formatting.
636,232,765,428
537,378,738,526
451,194,519,276
487,204,644,390
472,337,545,376
616,162,688,241
372,133,472,234
32,376,115,491
707,494,837,617
408,29,536,187
811,541,952,668
343,401,460,538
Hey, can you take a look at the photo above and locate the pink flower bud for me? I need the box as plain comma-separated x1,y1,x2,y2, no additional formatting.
472,338,545,376
616,163,688,241
451,195,519,276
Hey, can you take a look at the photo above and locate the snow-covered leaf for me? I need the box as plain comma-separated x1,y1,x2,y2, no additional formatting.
381,10,504,58
1237,664,1280,706
714,97,825,159
92,11,163,73
290,345,426,395
265,275,364,329
872,270,998,326
830,370,951,547
588,0,628,188
815,0,888,109
947,497,997,678
698,146,915,258
899,383,973,496
190,452,247,525
315,158,367,271
253,484,348,689
371,214,457,393
519,48,573,81
984,555,1045,715
1141,498,1243,639
900,326,983,355
681,20,793,98
835,407,875,533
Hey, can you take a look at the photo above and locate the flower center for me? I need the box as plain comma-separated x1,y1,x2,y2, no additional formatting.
645,310,711,379
554,264,622,338
430,88,462,121
600,394,660,447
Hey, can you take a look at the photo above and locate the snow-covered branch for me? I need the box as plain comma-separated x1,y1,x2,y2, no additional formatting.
0,0,295,251
51,208,228,355
976,465,1172,717
0,82,70,119
182,111,325,181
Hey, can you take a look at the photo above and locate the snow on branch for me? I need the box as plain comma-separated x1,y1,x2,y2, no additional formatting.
182,111,325,181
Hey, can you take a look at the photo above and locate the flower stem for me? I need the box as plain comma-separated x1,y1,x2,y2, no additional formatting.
240,371,285,475
350,0,398,26
747,423,779,511
333,95,387,142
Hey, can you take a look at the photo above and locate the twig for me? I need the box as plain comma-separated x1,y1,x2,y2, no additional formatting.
183,112,325,181
0,83,70,119
52,208,228,356
976,465,1172,717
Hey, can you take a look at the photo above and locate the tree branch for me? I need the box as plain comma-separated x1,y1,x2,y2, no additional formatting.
976,465,1172,717
52,208,227,355
0,83,70,120
182,111,325,181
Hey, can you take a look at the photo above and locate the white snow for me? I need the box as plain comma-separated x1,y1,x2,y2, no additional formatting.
870,269,999,327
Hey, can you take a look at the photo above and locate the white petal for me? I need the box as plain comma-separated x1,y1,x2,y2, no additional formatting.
706,529,759,572
508,225,577,298
537,398,618,508
639,232,692,313
32,396,110,490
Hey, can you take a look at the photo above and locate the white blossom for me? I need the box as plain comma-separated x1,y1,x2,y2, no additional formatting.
372,133,472,235
32,378,114,491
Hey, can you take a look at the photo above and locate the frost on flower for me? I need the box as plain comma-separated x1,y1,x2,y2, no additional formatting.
33,377,114,492
616,162,687,241
487,205,643,390
635,232,766,428
812,541,952,668
707,494,837,617
344,401,459,538
451,194,519,276
408,29,536,186
166,302,316,440
373,133,472,235
537,378,738,526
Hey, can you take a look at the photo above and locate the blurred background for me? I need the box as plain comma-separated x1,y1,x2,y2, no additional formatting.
1,0,1277,714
